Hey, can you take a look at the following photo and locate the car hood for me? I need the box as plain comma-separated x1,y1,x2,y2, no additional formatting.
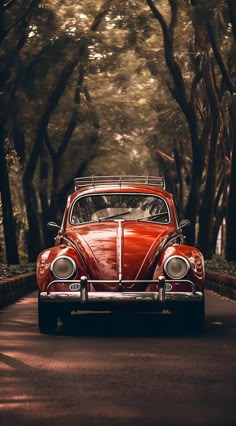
65,221,175,290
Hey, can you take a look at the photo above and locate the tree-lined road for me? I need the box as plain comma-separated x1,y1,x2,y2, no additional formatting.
1,2,236,264
0,290,236,426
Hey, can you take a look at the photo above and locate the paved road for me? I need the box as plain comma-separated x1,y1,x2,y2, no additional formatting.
0,290,236,426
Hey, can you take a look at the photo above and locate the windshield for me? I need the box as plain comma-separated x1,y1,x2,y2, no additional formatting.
70,194,170,224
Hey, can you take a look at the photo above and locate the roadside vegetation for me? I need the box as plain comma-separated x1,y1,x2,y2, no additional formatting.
0,263,35,279
205,257,236,276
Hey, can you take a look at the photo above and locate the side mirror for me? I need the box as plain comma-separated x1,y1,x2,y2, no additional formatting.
47,221,61,233
179,219,190,230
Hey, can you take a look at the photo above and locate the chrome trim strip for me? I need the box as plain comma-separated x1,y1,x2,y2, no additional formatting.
62,235,89,275
45,278,197,294
156,231,181,257
117,221,123,282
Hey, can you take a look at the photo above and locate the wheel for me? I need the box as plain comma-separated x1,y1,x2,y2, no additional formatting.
172,300,205,335
187,301,205,335
38,293,58,334
59,312,71,328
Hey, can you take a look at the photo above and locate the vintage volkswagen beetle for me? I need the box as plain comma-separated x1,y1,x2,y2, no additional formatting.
37,176,205,334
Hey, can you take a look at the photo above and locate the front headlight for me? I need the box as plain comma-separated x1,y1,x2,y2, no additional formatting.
164,256,190,279
50,256,77,279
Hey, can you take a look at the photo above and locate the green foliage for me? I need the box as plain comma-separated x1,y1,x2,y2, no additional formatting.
15,0,167,178
0,262,35,279
205,256,236,276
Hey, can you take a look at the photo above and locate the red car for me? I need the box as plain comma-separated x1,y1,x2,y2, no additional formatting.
37,176,205,334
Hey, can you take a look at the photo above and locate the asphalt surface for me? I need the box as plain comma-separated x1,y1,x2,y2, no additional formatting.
0,290,236,426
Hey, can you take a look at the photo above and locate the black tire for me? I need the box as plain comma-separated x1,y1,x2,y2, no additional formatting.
172,300,205,335
59,312,71,328
38,293,58,334
187,301,205,335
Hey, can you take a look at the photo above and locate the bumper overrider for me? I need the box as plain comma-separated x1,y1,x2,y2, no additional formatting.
39,276,204,310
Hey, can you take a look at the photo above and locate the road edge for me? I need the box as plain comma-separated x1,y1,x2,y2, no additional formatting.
206,270,236,300
0,272,37,308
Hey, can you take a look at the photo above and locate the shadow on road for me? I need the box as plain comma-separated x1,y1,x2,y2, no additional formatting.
57,312,204,338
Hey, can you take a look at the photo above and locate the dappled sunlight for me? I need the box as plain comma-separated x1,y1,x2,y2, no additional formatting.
18,297,37,305
0,0,236,423
0,351,40,370
0,401,50,412
44,0,105,33
0,318,37,330
1,292,236,425
1,319,36,329
73,403,139,419
0,335,36,347
0,391,52,414
0,362,13,372
1,350,117,372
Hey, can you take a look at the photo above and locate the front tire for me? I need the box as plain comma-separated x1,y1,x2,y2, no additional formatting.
172,300,205,335
38,293,58,334
187,301,205,334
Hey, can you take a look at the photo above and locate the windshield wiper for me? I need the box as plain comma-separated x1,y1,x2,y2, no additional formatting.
99,211,131,221
137,212,168,222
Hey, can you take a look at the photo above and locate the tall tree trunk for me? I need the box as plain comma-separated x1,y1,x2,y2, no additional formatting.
39,147,54,248
184,123,204,245
23,178,43,262
197,54,222,257
146,0,204,245
227,0,236,43
0,131,19,263
23,60,78,259
36,1,111,252
212,176,227,254
226,94,236,260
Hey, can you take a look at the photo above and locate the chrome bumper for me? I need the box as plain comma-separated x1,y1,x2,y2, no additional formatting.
40,291,203,302
39,276,204,305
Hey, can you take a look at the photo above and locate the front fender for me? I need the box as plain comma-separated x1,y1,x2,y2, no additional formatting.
153,244,205,292
36,245,88,292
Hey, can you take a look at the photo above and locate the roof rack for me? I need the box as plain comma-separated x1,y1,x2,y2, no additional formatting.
74,176,166,191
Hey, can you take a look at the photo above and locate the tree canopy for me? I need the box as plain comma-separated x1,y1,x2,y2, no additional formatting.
0,0,235,262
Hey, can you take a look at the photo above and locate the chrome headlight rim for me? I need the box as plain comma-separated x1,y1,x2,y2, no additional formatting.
164,255,190,280
50,255,77,280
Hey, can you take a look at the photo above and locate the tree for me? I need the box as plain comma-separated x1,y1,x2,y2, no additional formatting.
0,0,39,263
146,0,235,257
226,94,236,260
225,0,236,260
2,0,234,263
